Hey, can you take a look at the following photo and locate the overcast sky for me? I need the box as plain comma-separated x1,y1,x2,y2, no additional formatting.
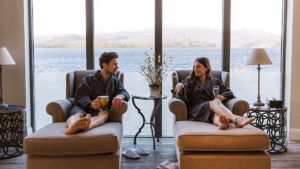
33,0,282,36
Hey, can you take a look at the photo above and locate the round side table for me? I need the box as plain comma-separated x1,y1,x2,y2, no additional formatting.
132,94,167,149
0,106,27,159
247,106,287,154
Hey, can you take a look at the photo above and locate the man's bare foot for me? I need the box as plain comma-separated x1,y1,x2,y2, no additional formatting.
218,114,230,130
65,114,91,135
234,116,255,128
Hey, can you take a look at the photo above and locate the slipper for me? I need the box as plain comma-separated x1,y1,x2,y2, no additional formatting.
164,163,178,169
156,160,171,169
134,145,149,155
122,148,140,159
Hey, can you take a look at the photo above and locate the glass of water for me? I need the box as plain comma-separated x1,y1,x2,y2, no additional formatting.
213,86,220,97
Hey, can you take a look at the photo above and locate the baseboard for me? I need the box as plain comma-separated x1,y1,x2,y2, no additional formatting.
289,129,300,140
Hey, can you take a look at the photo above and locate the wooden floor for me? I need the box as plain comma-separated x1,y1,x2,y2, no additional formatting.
0,138,300,169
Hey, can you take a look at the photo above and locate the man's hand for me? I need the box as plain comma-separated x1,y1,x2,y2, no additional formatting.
89,96,101,109
175,82,184,95
216,95,225,101
112,95,124,110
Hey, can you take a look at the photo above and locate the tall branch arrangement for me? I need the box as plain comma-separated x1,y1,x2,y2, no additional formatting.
140,52,173,87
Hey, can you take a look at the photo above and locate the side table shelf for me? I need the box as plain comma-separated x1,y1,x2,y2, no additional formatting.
0,106,27,159
247,106,287,154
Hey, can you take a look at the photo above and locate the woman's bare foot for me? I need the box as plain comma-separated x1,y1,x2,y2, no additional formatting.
218,114,230,130
65,114,91,135
234,116,255,128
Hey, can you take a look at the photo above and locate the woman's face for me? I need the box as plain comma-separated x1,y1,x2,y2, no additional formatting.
193,61,208,77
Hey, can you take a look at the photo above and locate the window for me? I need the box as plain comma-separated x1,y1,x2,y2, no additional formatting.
30,0,285,135
163,0,222,136
94,0,154,136
230,0,282,104
33,0,86,130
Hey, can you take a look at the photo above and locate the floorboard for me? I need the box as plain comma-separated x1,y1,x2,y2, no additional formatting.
0,138,299,169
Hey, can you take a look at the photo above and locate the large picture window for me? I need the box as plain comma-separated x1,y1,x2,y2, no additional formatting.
163,0,222,136
230,0,282,104
30,0,285,136
33,0,86,130
94,0,154,136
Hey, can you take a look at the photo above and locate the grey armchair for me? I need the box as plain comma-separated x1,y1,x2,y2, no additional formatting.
46,70,127,123
24,70,127,169
169,70,249,121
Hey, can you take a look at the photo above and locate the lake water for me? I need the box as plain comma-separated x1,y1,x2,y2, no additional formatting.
35,48,281,72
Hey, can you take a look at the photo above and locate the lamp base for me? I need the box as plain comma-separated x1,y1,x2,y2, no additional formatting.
253,101,265,107
0,102,8,108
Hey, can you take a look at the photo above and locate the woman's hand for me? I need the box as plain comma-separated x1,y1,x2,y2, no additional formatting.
175,83,184,95
216,95,225,101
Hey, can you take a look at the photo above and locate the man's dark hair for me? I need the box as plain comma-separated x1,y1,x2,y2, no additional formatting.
99,52,118,69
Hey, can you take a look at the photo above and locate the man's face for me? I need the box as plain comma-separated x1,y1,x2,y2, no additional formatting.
103,58,119,75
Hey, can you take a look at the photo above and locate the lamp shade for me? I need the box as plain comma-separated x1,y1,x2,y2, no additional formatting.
246,48,272,65
0,47,15,65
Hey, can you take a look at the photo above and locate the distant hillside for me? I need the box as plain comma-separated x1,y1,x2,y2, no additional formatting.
35,26,280,48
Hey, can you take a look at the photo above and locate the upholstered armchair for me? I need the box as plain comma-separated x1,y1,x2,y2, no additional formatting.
46,70,127,123
168,70,270,169
169,70,249,120
24,70,127,169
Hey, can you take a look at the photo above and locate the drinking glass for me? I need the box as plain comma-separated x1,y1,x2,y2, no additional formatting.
213,86,220,97
99,96,109,110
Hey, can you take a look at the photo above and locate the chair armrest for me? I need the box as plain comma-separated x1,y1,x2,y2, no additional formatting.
168,98,187,121
223,98,249,116
111,101,128,123
46,99,72,123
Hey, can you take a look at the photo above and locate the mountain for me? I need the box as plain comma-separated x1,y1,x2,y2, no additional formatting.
34,26,280,48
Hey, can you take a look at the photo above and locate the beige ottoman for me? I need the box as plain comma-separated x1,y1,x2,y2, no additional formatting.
24,122,122,169
174,121,270,169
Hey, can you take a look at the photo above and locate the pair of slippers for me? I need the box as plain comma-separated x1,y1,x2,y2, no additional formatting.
122,145,149,159
157,160,178,169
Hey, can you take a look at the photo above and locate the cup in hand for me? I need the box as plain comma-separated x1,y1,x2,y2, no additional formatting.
213,86,220,97
98,96,109,110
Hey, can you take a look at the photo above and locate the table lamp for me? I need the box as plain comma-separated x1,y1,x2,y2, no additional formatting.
0,47,16,107
246,48,272,106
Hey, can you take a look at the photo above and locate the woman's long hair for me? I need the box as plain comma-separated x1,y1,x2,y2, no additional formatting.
187,57,212,88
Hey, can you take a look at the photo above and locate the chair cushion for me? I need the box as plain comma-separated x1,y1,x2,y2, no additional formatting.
174,121,269,151
24,122,122,156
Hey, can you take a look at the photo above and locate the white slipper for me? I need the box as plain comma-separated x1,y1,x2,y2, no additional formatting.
157,160,171,169
134,145,149,155
164,163,178,169
122,148,140,159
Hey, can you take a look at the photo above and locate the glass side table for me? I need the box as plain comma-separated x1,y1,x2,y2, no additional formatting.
0,106,27,159
247,105,287,153
132,94,167,149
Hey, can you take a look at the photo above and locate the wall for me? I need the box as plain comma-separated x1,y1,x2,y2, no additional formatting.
286,0,300,140
0,0,31,131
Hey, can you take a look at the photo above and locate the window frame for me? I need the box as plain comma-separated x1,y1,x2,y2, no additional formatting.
28,0,287,133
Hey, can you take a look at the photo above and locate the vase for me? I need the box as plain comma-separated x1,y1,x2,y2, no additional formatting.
149,86,161,96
